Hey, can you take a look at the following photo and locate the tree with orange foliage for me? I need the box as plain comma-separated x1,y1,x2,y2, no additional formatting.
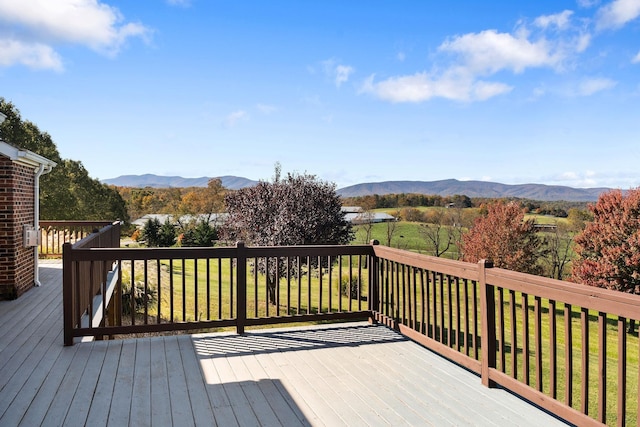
572,188,640,294
462,201,545,275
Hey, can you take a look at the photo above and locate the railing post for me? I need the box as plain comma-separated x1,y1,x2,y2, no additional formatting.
479,259,496,387
368,240,380,323
62,242,74,346
236,241,247,335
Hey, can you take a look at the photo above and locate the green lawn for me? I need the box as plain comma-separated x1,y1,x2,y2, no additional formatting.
120,256,370,325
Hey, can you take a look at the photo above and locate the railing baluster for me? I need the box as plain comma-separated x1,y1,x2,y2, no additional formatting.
420,270,426,336
205,257,210,320
431,271,437,339
510,290,517,379
317,256,322,314
218,258,222,319
358,255,363,311
598,311,606,423
581,307,589,415
193,258,198,321
455,276,461,352
143,259,149,324
169,259,174,322
157,259,162,324
402,264,407,326
462,277,469,356
275,257,281,316
130,261,136,326
498,287,505,372
549,299,557,399
307,256,311,315
229,258,234,318
617,317,626,427
472,280,478,360
181,259,186,322
564,303,573,406
439,273,444,344
328,255,332,312
447,275,453,347
286,256,291,315
296,256,302,315
535,296,542,392
522,293,529,386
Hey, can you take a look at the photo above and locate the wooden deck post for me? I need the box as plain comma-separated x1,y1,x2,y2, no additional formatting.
62,242,74,346
236,241,247,335
479,259,496,387
368,240,379,323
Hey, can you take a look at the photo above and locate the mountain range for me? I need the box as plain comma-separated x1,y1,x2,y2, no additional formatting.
102,174,613,202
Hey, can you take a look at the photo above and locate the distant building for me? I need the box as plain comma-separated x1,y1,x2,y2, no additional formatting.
342,206,396,224
132,213,228,228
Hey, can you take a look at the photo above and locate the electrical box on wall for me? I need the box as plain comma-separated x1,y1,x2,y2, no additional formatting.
23,225,38,247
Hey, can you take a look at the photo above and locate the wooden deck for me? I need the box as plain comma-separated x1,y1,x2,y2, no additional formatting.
0,261,570,426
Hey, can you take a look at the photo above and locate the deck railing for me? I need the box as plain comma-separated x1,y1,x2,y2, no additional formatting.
39,220,114,257
61,222,640,426
371,244,640,427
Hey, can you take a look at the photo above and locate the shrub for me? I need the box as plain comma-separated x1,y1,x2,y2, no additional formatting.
340,275,360,299
121,281,157,315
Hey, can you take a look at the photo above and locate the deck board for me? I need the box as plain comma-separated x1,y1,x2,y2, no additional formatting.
0,262,571,426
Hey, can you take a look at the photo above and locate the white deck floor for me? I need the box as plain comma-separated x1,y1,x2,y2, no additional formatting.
0,261,570,426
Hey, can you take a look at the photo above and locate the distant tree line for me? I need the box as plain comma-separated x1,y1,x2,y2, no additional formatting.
342,193,588,215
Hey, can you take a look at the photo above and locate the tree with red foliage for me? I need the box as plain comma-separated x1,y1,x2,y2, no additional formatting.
462,201,545,275
572,188,640,294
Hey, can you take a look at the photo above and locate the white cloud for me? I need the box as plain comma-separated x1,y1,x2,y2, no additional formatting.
577,77,617,95
534,10,574,30
0,39,63,71
335,65,355,87
222,110,249,128
397,51,406,62
551,171,599,187
166,0,191,7
322,59,355,87
439,29,563,74
577,0,600,8
633,51,640,63
256,104,278,114
360,70,512,103
596,0,640,29
0,0,151,70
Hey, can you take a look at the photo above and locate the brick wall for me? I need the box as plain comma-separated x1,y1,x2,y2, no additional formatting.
0,157,36,299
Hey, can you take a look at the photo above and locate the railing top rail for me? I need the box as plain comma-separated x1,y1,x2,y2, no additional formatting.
373,245,480,281
486,266,640,320
246,244,374,257
40,220,114,227
71,221,120,250
64,242,376,262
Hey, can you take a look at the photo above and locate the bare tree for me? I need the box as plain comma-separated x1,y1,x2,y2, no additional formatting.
419,209,453,257
356,198,377,244
385,210,399,246
542,222,574,280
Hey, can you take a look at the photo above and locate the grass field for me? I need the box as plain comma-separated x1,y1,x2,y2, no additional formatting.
121,255,370,325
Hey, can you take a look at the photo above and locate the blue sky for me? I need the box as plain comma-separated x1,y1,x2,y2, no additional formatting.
1,0,639,189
